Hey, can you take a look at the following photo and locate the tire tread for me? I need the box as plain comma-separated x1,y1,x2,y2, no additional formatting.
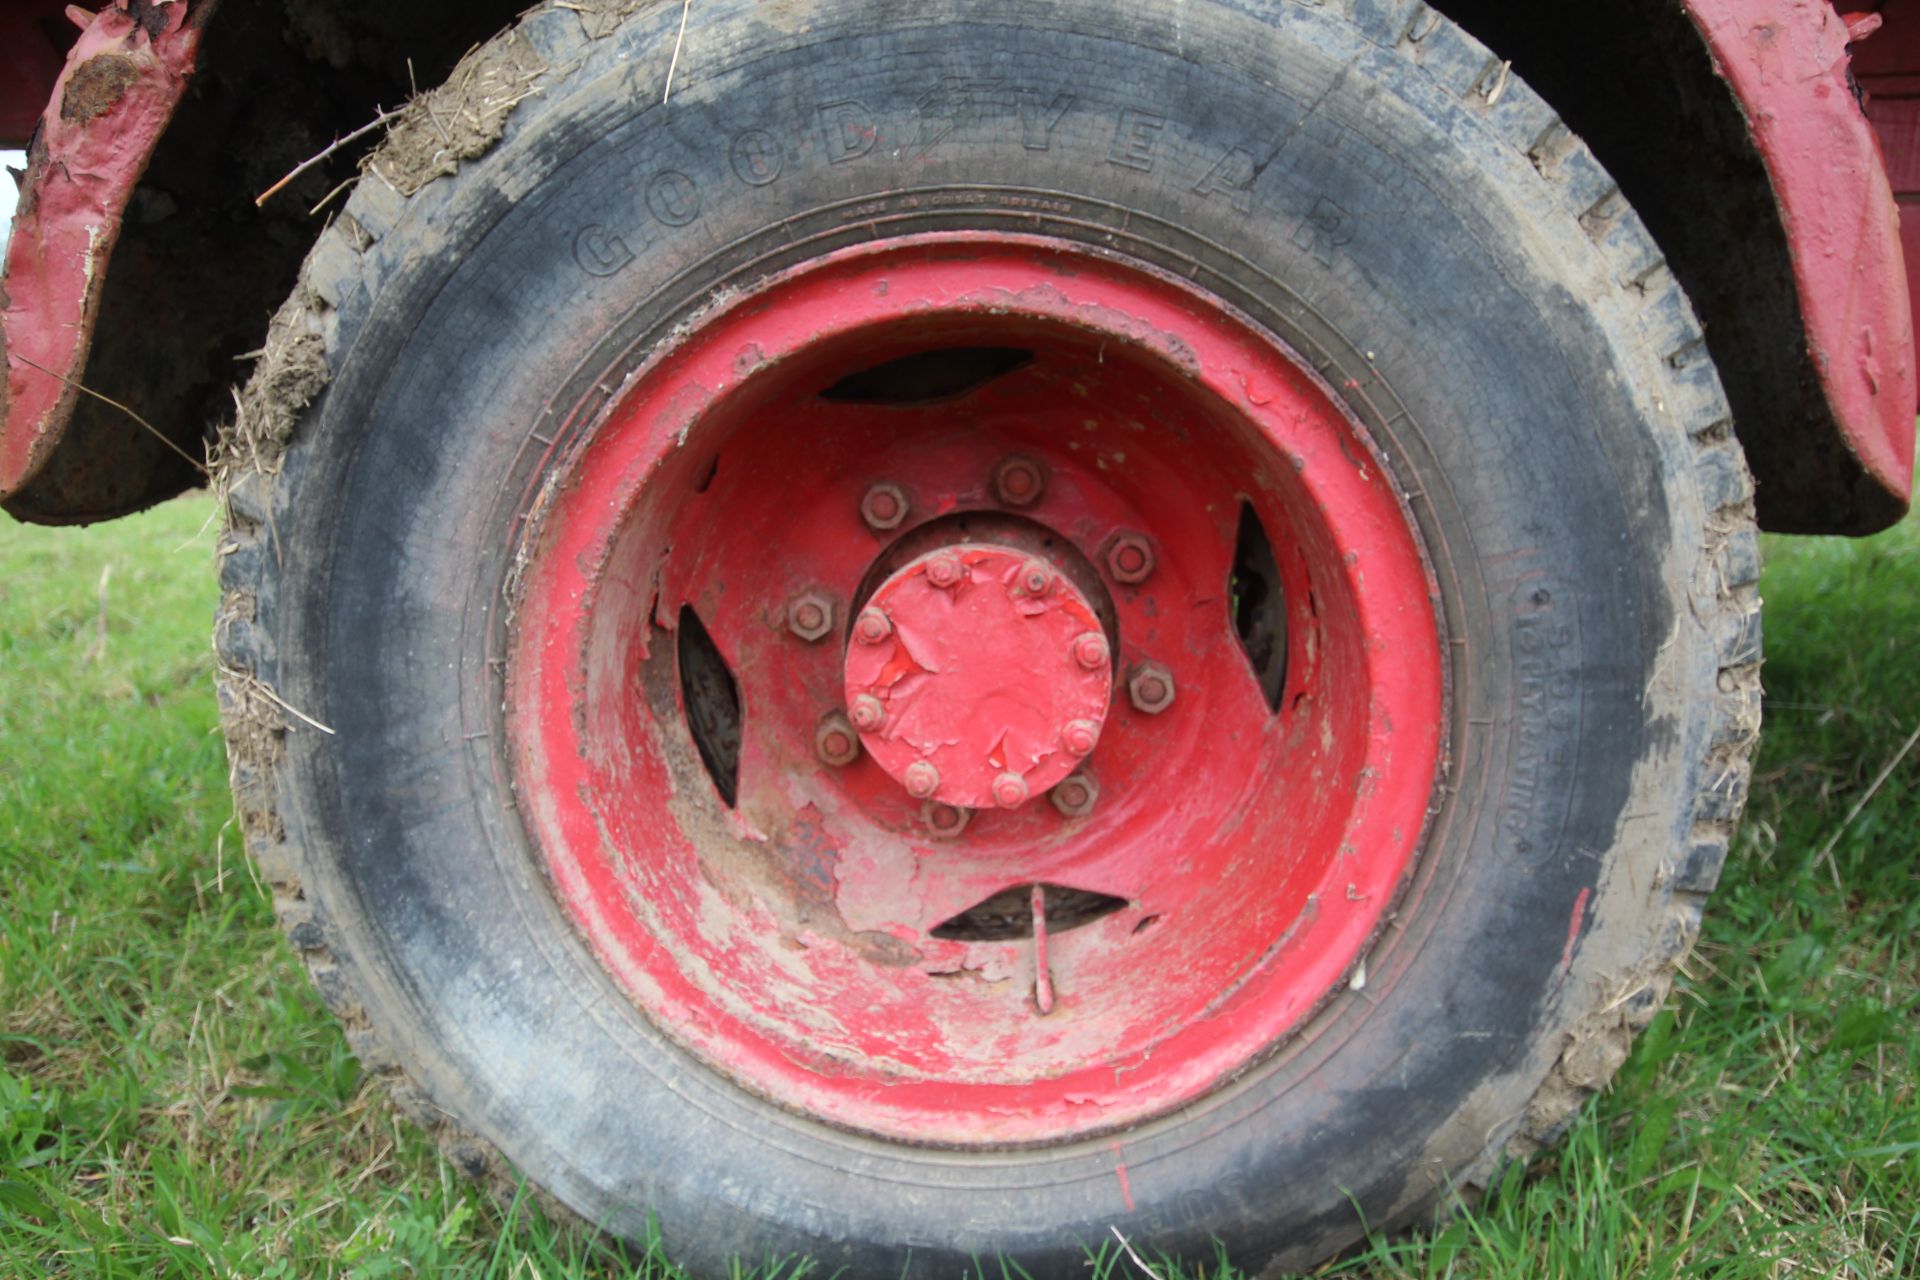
1342,0,1761,1200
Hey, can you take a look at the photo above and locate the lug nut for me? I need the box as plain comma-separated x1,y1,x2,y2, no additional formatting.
1071,631,1110,671
1051,773,1100,818
1015,559,1053,598
924,802,970,838
991,455,1046,507
1061,719,1100,756
1106,533,1155,584
1128,661,1177,715
853,607,893,645
787,592,834,642
815,714,860,767
904,760,941,798
991,771,1030,809
924,553,965,589
850,694,887,732
861,482,909,531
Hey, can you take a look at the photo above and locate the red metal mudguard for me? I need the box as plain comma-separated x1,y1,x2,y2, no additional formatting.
0,0,211,504
1684,0,1915,512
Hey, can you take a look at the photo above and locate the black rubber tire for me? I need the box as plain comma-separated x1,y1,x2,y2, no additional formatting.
214,1,1762,1274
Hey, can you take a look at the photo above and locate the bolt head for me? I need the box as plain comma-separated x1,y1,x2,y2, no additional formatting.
1106,534,1155,584
854,607,893,645
1015,559,1054,598
850,694,887,732
924,553,965,589
815,714,860,767
904,760,941,798
1062,719,1101,755
1071,631,1110,671
924,802,971,838
991,771,1030,809
991,455,1046,507
1050,772,1100,818
861,482,909,531
787,592,835,642
1128,661,1177,715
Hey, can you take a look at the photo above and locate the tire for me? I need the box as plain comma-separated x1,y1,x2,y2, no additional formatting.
214,1,1761,1274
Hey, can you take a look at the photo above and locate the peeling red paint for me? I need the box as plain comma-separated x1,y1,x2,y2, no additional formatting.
1110,1141,1135,1213
1685,0,1915,502
844,543,1114,809
0,0,209,502
505,236,1447,1144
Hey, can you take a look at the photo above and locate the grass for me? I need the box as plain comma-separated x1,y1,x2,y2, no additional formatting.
1,493,1915,1278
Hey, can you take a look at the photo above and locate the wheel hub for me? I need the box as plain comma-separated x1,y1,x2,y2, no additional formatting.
845,544,1113,810
506,235,1446,1145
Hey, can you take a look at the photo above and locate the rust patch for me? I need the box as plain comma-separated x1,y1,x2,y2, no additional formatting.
59,53,139,123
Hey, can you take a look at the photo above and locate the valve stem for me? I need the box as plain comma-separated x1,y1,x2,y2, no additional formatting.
1032,883,1055,1014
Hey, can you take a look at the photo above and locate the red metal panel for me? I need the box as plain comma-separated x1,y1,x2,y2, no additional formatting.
0,0,208,503
1683,0,1915,505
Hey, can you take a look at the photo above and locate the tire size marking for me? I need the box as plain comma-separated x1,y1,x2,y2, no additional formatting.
1501,584,1579,863
1018,90,1075,150
1107,107,1167,172
1292,197,1356,265
571,89,1300,277
573,224,636,277
913,77,1002,160
729,128,784,186
1192,146,1259,212
818,99,879,163
646,170,701,227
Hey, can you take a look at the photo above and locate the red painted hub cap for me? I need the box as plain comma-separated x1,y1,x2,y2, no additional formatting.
846,544,1113,810
505,235,1445,1145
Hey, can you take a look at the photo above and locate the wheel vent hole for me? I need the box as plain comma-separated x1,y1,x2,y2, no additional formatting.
930,883,1128,941
1229,502,1288,713
677,606,741,807
820,346,1034,405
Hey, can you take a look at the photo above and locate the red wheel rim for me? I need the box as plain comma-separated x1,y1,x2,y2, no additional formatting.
506,235,1445,1146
